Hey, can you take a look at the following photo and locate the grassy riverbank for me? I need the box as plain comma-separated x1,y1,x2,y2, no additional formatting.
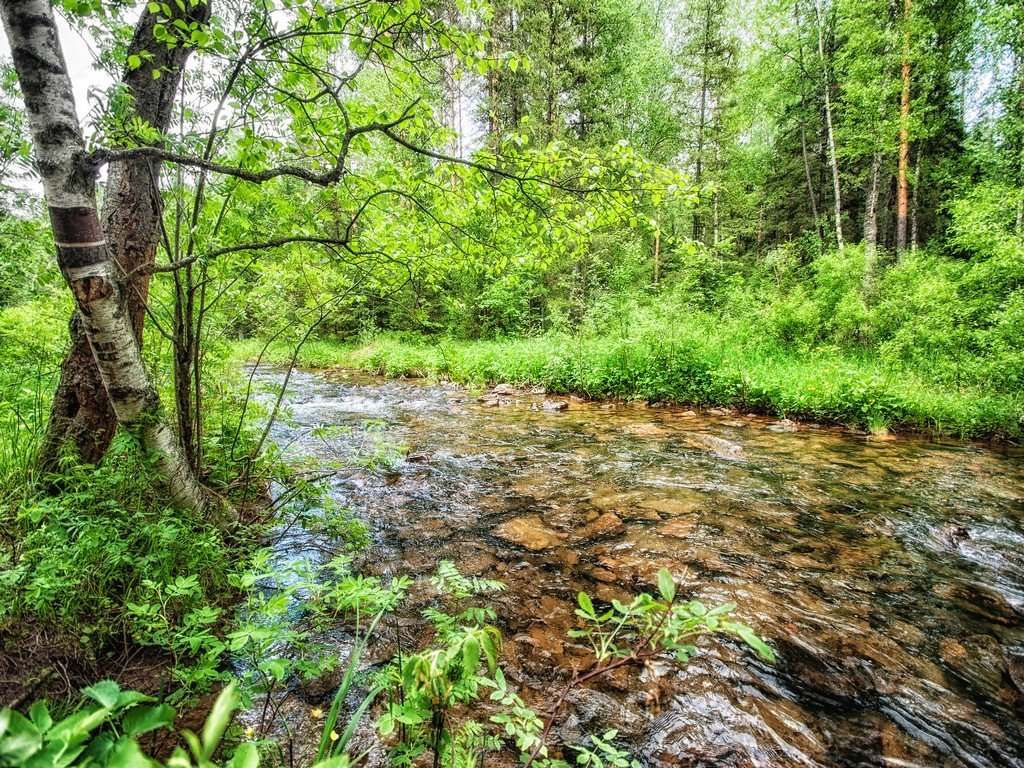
0,317,271,707
234,332,1024,441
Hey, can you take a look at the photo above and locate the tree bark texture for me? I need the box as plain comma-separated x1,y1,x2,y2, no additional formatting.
862,150,882,297
39,1,209,472
863,150,882,257
896,0,911,255
815,1,844,250
691,0,714,245
1,0,217,516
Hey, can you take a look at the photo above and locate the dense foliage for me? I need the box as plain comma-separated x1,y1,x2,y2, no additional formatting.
0,0,1021,763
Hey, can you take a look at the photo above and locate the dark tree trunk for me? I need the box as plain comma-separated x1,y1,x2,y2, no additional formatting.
38,1,210,473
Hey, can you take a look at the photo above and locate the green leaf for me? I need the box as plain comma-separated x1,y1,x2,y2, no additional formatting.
82,680,121,709
120,704,175,736
577,591,595,616
657,569,676,602
0,710,41,761
462,635,480,673
28,700,51,732
106,736,157,768
735,625,776,662
227,742,260,768
115,690,154,709
200,683,238,758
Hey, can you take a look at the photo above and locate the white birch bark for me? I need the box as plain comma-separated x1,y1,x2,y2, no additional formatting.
0,0,224,519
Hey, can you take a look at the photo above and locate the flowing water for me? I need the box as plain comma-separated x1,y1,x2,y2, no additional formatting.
252,367,1024,768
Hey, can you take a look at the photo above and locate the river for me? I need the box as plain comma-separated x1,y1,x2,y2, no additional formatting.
250,367,1024,768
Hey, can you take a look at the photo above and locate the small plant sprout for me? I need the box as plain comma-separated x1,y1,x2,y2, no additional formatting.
503,568,775,768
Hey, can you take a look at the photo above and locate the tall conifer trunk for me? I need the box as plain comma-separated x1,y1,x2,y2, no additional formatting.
896,0,912,255
1,0,220,517
863,150,882,296
815,0,844,250
863,151,882,255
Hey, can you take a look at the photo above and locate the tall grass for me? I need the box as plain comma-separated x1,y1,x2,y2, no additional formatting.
0,364,53,492
232,329,1024,440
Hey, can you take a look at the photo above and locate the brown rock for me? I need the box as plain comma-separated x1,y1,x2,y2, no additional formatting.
687,433,744,459
554,548,581,567
940,634,1013,697
621,507,661,522
657,518,695,539
495,516,564,551
492,383,517,395
578,512,624,540
624,423,666,436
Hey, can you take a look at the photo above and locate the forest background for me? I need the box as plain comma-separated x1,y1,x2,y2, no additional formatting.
0,0,1022,762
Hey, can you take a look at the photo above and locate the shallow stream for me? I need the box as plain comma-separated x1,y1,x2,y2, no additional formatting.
254,367,1024,768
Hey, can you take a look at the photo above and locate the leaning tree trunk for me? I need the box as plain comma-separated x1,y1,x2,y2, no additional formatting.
0,0,220,517
38,1,210,472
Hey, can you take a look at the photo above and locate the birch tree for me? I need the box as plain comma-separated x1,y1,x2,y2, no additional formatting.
39,0,211,472
0,0,220,516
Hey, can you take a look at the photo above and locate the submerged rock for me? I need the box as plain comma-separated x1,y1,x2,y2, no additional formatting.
495,515,565,551
639,496,704,517
687,433,744,459
934,522,971,549
578,512,624,540
541,400,569,411
658,518,695,539
624,422,667,436
940,634,1024,706
562,688,646,741
934,581,1021,626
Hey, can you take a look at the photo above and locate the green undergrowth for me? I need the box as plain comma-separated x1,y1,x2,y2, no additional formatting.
0,305,281,702
233,333,1024,440
0,428,268,701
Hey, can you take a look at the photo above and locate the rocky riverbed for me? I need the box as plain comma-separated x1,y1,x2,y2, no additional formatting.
245,367,1024,768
